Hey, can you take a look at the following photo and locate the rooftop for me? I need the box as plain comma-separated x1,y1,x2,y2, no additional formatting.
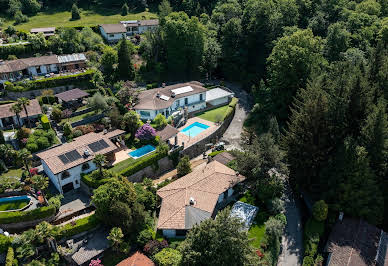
157,160,245,230
134,81,207,110
100,23,126,33
57,53,86,64
206,87,234,102
36,130,125,174
230,201,259,230
156,124,179,141
325,218,388,266
0,99,42,119
55,88,89,102
30,27,56,36
117,251,155,266
213,151,235,166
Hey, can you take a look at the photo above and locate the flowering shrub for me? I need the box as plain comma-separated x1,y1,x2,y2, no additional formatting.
89,258,103,266
75,125,95,135
143,239,168,256
135,124,156,141
29,168,38,176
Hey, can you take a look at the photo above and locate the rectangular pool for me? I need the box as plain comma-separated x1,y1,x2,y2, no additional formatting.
129,144,156,159
181,122,210,137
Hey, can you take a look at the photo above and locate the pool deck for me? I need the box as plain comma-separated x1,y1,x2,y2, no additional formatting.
112,147,133,165
170,117,219,148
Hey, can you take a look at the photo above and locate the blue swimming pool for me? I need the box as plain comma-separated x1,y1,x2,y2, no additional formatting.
129,145,156,159
181,122,210,137
0,195,30,204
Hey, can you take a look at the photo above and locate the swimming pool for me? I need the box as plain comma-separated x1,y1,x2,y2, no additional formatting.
129,145,156,159
0,195,31,212
181,122,210,137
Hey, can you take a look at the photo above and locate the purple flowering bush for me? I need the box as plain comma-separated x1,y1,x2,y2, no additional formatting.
135,124,156,141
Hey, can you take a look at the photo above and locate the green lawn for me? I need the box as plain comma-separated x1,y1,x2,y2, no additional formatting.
0,168,24,179
4,7,157,31
248,222,266,249
60,110,96,125
195,105,229,122
0,200,29,211
110,157,136,173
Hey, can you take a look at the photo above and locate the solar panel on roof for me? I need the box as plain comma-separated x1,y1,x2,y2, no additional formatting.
171,86,194,95
59,154,70,164
88,141,103,152
160,95,170,101
99,140,109,149
64,150,81,162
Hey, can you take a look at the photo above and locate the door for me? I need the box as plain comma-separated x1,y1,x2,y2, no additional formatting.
62,182,74,193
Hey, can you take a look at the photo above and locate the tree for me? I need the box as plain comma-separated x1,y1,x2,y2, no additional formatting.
153,113,167,129
9,103,22,127
88,92,108,112
135,124,156,141
63,122,73,137
121,3,129,16
325,22,351,61
121,111,142,140
312,200,328,222
265,216,286,240
158,0,172,22
31,175,49,192
101,46,118,80
154,248,182,266
177,155,191,177
71,3,81,20
107,227,124,252
18,149,31,178
267,29,326,123
27,33,47,51
117,38,135,81
93,154,107,178
202,37,221,80
116,81,140,106
18,98,31,128
179,208,258,265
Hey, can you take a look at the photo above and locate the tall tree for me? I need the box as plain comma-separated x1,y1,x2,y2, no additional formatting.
18,149,32,178
18,98,31,128
10,103,23,127
121,3,129,16
158,0,172,23
117,38,135,81
202,37,221,80
93,154,107,177
71,3,81,20
107,227,124,252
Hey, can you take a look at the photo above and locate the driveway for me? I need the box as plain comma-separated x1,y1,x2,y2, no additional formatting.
278,181,303,266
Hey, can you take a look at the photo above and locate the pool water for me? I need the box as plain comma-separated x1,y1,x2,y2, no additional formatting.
129,145,156,159
181,122,210,137
0,195,30,211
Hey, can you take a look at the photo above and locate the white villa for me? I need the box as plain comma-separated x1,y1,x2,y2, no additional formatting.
133,82,207,120
36,130,125,194
100,20,159,43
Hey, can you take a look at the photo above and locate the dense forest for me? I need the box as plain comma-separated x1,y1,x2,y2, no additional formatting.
0,0,387,229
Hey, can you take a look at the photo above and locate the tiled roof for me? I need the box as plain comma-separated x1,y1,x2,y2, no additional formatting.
117,251,155,266
206,87,234,102
213,151,235,165
157,160,245,230
55,88,89,102
100,24,126,33
0,99,42,119
30,27,55,33
326,218,387,266
36,130,125,174
134,81,207,110
156,124,179,141
139,19,159,26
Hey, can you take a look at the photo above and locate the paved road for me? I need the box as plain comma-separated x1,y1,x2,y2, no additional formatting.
278,181,303,266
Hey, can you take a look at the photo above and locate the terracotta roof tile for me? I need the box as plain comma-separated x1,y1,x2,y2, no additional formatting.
0,99,42,119
157,160,245,230
117,251,155,266
156,124,179,141
100,24,126,33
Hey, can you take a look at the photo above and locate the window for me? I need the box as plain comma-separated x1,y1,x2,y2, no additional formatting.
82,163,90,171
200,93,203,101
61,170,70,180
185,98,188,105
36,66,41,74
176,100,180,108
140,111,151,117
109,34,114,38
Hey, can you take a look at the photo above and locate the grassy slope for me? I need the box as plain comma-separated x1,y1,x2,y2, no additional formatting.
3,7,157,31
0,168,24,179
110,157,135,173
195,105,229,122
59,110,96,125
0,200,28,211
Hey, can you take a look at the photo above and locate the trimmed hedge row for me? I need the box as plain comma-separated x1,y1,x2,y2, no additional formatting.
58,214,99,239
5,247,15,266
224,97,238,120
0,205,56,224
0,44,33,60
119,150,167,177
303,218,325,265
5,69,96,92
0,234,12,253
208,150,225,157
81,173,114,189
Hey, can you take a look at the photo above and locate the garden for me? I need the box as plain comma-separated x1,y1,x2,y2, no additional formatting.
195,97,238,123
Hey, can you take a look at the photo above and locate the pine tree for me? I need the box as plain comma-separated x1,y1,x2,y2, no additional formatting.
71,4,81,20
117,38,135,81
121,3,129,16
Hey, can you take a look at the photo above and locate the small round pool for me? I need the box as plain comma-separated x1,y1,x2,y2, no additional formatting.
0,195,31,212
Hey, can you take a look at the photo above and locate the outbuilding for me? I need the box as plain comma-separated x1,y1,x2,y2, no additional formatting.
206,87,234,107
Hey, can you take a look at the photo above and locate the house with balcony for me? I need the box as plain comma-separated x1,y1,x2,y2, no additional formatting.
36,130,125,194
0,99,42,129
157,160,245,238
133,81,207,120
120,19,159,35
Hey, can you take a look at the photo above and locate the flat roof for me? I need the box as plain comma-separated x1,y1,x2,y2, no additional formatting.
206,87,234,102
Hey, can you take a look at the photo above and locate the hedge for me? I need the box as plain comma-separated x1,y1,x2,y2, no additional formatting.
81,173,114,189
0,101,15,105
0,205,56,224
0,234,12,253
4,69,96,92
118,150,167,177
208,150,225,157
5,247,14,266
0,44,33,60
229,97,238,108
58,214,99,239
303,218,325,261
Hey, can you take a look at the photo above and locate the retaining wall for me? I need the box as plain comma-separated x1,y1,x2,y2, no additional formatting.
71,113,105,127
0,213,56,232
5,85,75,100
127,156,175,183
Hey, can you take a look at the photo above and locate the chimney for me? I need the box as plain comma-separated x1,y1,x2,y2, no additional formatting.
171,91,176,98
156,91,160,98
84,149,90,157
189,197,195,206
162,82,166,88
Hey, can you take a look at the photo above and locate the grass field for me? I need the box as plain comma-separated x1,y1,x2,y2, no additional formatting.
3,7,157,31
60,110,96,125
0,200,29,211
0,168,24,179
248,222,266,249
195,105,229,123
110,157,135,173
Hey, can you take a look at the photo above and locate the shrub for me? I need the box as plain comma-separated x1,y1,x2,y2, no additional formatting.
40,115,50,130
153,113,167,129
177,156,191,177
58,214,99,239
0,234,12,253
312,200,328,222
71,4,81,20
63,122,73,137
304,218,324,258
143,240,168,256
0,205,56,224
208,150,225,157
51,107,62,123
14,11,28,25
137,227,154,247
154,248,182,266
72,129,83,138
26,143,39,152
81,170,116,189
229,97,238,108
37,136,50,149
302,256,314,266
17,127,31,140
75,124,95,135
267,198,285,215
5,247,14,266
135,124,156,141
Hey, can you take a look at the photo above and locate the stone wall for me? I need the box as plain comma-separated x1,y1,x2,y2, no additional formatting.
182,106,235,159
127,156,175,183
79,180,93,197
5,85,75,100
71,113,104,127
0,213,56,232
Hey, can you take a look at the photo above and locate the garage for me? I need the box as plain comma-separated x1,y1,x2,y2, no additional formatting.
206,87,234,106
62,182,74,193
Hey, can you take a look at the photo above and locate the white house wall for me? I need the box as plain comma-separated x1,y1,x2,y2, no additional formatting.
209,97,229,106
99,26,125,43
